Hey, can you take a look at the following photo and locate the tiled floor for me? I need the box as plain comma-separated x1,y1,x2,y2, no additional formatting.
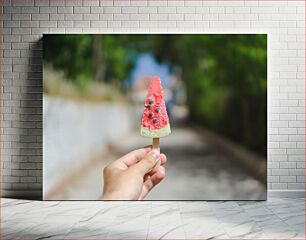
2,198,304,239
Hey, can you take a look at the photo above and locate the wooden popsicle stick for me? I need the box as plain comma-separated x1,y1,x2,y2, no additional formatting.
152,138,160,151
151,138,161,173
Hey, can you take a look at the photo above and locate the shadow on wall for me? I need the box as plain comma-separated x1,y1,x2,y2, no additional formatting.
6,38,43,200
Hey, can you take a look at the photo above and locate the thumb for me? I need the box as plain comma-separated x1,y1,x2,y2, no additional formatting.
131,150,160,175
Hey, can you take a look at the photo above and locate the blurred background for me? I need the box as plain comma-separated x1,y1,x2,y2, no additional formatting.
43,34,267,200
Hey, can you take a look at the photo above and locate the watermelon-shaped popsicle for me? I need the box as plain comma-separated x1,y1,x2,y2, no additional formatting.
140,76,171,139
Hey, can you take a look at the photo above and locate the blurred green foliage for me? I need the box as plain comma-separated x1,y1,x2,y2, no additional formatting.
43,34,267,155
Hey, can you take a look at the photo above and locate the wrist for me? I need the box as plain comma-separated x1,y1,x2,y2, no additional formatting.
100,191,121,200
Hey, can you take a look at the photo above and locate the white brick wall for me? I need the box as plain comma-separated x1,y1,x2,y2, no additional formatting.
1,0,305,198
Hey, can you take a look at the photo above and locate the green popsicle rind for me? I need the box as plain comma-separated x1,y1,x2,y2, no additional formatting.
140,125,171,138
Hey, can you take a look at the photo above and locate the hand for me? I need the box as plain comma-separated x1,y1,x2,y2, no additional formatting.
100,146,167,200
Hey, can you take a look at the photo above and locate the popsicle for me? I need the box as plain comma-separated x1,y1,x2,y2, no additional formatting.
140,76,171,149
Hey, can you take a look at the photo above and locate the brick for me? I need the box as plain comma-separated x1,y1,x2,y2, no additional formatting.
279,7,297,14
57,6,73,14
121,20,139,28
185,0,202,6
280,162,296,169
20,176,36,183
234,7,251,13
39,21,56,28
83,0,99,6
3,6,21,13
21,21,39,28
104,7,121,14
196,7,209,14
107,21,121,28
150,14,167,21
131,0,147,6
280,176,296,183
139,20,157,28
99,14,113,20
90,7,104,13
279,114,296,120
4,50,21,58
35,0,49,6
12,28,31,35
58,21,73,28
4,21,20,28
4,176,20,183
74,21,90,28
114,14,129,21
90,21,107,28
287,148,305,155
177,7,196,14
297,142,305,148
251,6,279,14
218,0,243,6
288,183,305,189
270,155,287,162
272,169,289,176
114,0,130,6
50,14,65,20
98,0,113,6
65,0,82,6
3,14,11,21
279,128,297,135
148,0,167,7
177,21,194,28
12,13,31,20
289,169,304,176
272,183,287,189
210,20,234,28
2,169,12,176
158,7,176,14
121,7,138,14
268,162,279,169
219,14,243,21
74,7,90,14
65,14,83,20
270,121,288,128
168,14,184,21
289,121,304,128
185,14,202,21
12,170,28,177
130,14,149,21
268,176,279,183
158,20,176,28
139,7,157,13
39,6,57,13
32,13,49,20
83,14,99,20
28,170,42,176
297,176,305,183
288,155,304,161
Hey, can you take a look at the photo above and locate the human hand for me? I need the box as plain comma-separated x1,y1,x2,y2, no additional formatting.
100,146,167,200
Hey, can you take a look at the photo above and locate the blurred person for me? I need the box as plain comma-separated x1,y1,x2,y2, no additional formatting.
100,146,167,200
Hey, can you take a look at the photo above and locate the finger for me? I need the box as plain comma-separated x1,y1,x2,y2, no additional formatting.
131,150,160,175
148,154,167,176
139,166,166,200
117,146,152,167
159,154,167,166
151,159,161,174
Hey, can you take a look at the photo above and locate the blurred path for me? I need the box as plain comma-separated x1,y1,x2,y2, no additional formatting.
53,125,266,200
116,126,266,200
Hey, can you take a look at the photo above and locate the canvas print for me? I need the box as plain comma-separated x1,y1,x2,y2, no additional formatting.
43,34,267,200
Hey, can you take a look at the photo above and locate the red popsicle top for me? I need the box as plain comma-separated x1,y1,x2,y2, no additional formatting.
141,76,169,131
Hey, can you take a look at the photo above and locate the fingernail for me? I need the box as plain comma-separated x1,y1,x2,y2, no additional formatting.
150,150,160,160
